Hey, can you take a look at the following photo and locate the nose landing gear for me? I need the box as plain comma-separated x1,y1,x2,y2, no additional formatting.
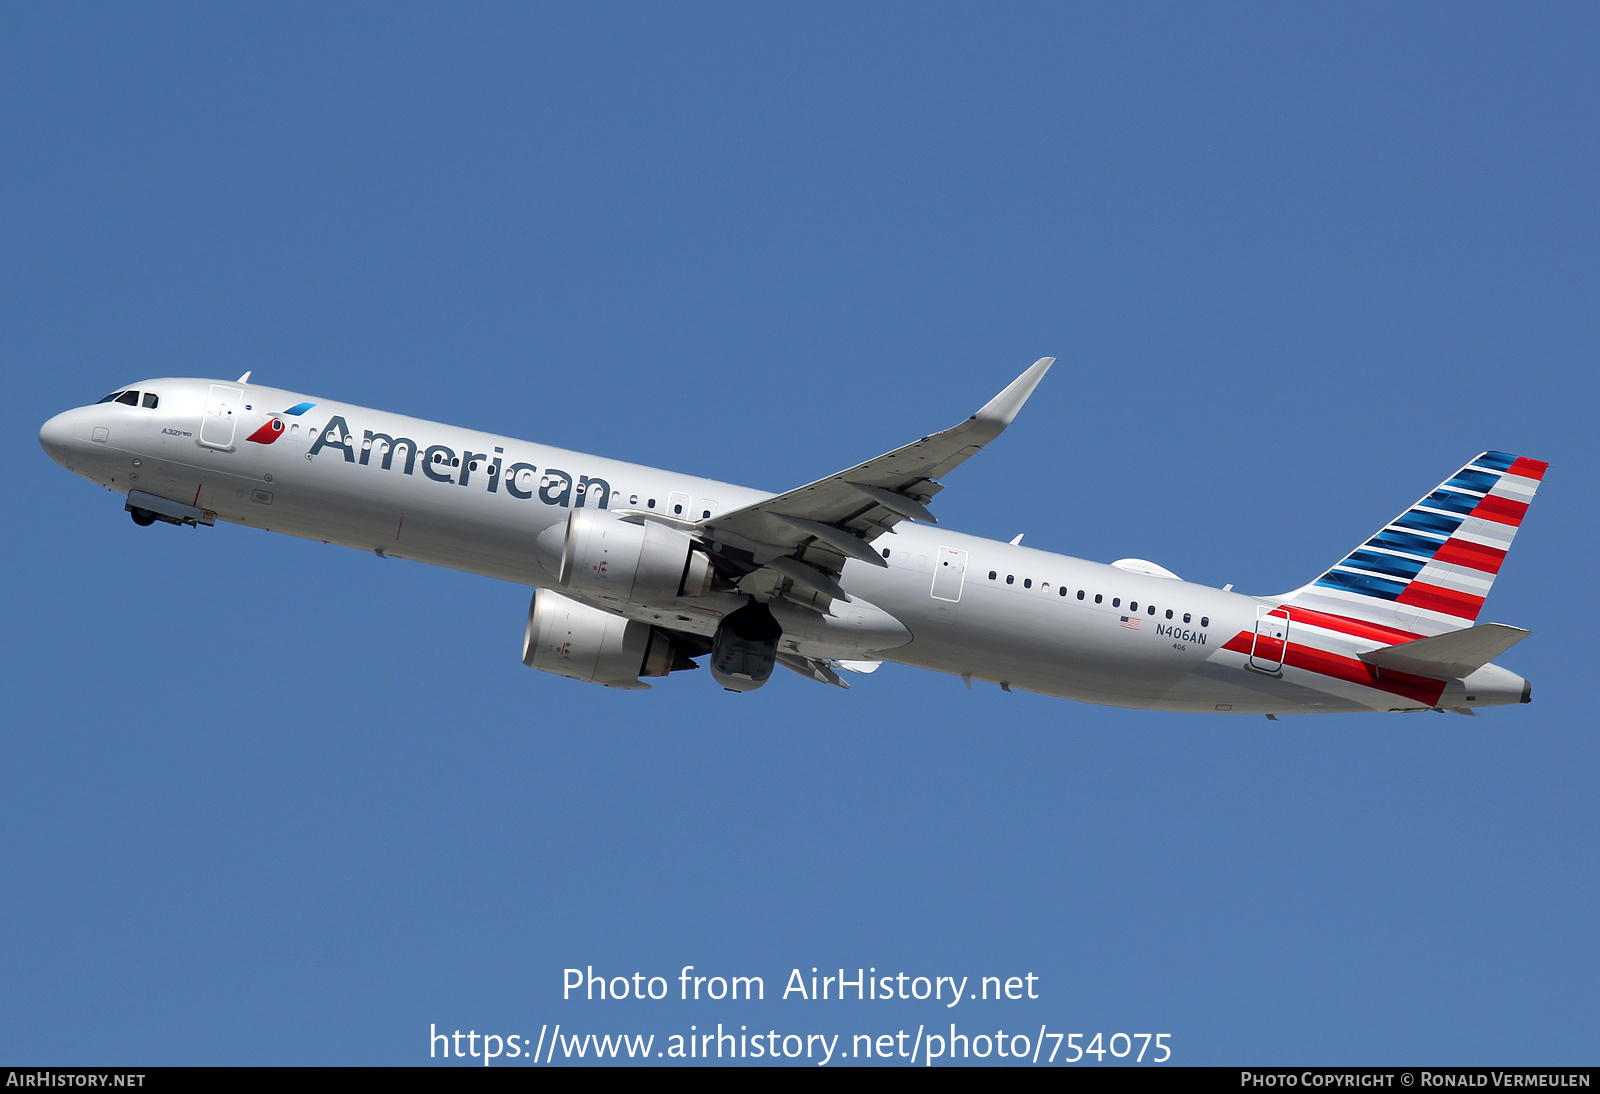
129,507,158,527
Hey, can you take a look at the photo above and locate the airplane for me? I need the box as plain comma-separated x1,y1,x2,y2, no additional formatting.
38,360,1544,714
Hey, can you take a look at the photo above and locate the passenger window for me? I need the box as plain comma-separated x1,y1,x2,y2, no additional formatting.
1147,605,1156,615
882,549,891,559
1058,587,1068,597
673,503,683,515
469,461,479,471
96,392,123,404
142,393,159,409
1129,601,1138,611
702,510,710,519
115,391,140,406
629,495,639,505
1201,616,1209,627
1112,598,1121,608
1005,575,1014,585
1183,613,1191,623
648,498,656,508
1023,579,1032,589
1077,590,1085,600
1094,594,1103,604
1166,609,1173,619
451,457,460,467
988,571,997,580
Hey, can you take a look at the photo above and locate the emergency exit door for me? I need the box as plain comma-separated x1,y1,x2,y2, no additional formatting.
1249,608,1291,672
930,546,968,602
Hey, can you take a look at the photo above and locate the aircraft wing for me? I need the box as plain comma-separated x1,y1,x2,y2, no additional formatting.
697,357,1053,607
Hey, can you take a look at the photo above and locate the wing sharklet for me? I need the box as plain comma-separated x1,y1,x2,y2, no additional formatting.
973,357,1054,428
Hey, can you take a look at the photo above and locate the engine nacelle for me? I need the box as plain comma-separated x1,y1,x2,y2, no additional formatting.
710,602,783,693
522,588,694,689
534,509,714,603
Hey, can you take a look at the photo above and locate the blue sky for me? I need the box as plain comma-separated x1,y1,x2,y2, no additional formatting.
2,3,1595,1066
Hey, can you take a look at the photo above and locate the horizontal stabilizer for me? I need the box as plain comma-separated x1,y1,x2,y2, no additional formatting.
1358,622,1531,679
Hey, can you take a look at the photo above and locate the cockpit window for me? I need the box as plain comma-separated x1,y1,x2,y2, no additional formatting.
115,391,140,406
96,391,124,404
142,392,159,409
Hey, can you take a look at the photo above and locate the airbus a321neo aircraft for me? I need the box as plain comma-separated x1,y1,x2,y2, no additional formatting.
39,360,1545,714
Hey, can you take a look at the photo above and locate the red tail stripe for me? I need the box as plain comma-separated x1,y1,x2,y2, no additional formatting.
1287,643,1446,707
1268,605,1425,645
1222,631,1446,707
1473,494,1528,526
1506,457,1548,481
1395,581,1485,620
1431,538,1506,575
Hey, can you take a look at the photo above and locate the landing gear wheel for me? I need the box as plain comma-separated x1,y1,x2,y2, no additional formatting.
130,507,157,527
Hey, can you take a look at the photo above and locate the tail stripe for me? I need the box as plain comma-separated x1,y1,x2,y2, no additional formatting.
1473,494,1529,527
1394,510,1464,537
1265,604,1424,645
1222,629,1446,707
1314,570,1407,599
1284,451,1546,636
1343,550,1426,580
1394,581,1485,619
1471,451,1518,472
1432,538,1506,574
1444,469,1501,493
1367,529,1449,558
1418,489,1482,516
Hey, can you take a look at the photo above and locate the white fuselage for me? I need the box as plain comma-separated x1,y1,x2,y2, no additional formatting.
39,378,1530,714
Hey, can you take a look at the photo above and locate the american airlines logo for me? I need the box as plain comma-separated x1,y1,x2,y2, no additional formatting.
303,414,614,510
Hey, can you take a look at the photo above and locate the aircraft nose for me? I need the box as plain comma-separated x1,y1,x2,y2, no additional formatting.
39,410,78,464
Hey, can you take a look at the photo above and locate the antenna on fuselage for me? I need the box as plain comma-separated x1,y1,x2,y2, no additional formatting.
236,371,252,383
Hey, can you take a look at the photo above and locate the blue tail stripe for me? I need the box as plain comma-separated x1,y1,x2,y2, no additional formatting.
1314,570,1407,601
1367,529,1447,558
1394,509,1464,537
1444,469,1501,494
1343,550,1427,580
1418,489,1480,516
1472,451,1517,472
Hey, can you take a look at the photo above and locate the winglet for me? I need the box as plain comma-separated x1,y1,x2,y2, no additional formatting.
973,357,1053,427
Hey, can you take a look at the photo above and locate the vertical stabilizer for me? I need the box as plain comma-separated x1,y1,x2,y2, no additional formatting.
1280,452,1547,637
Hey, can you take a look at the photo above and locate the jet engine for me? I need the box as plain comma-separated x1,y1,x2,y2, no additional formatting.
709,601,783,692
534,509,714,603
522,588,695,689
